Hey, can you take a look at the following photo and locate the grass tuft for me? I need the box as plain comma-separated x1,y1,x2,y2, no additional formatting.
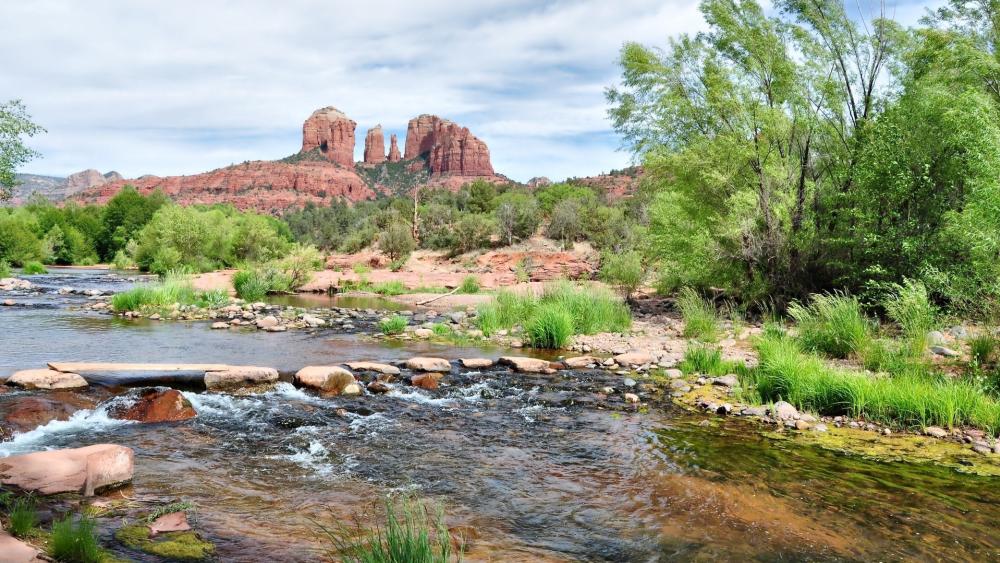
112,274,227,312
7,497,38,538
787,292,872,358
379,315,408,335
22,261,48,275
459,276,480,294
49,515,102,563
525,303,574,348
883,279,936,357
676,287,719,341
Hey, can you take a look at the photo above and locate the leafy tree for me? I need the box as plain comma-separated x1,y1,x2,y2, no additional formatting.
0,100,45,201
601,251,645,300
493,192,540,245
378,222,416,261
98,186,168,260
546,199,583,249
449,214,494,256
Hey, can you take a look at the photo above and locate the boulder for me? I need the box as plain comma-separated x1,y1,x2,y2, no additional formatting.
107,388,197,423
411,373,442,390
562,356,598,369
0,444,133,495
1,393,96,439
924,426,949,438
771,400,798,420
499,356,550,373
930,346,960,358
459,358,494,369
366,381,390,394
204,367,278,391
613,351,655,367
413,328,433,338
295,366,359,395
6,369,88,390
255,315,279,329
405,357,452,373
0,530,42,562
712,375,739,388
346,362,400,376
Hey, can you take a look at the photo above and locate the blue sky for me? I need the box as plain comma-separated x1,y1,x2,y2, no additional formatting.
2,0,942,183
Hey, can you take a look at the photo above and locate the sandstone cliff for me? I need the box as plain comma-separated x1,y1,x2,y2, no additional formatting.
387,134,401,162
363,125,385,165
403,114,493,177
301,107,356,167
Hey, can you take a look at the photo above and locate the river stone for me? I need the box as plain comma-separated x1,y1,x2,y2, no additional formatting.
413,328,433,338
256,315,279,329
613,351,655,367
405,357,452,373
0,444,134,496
366,381,390,394
624,393,640,404
499,356,551,373
771,400,798,420
411,373,442,390
712,375,739,388
0,530,42,562
148,511,191,536
107,388,197,423
664,369,683,379
346,362,401,376
926,330,945,346
6,369,88,390
459,358,494,369
562,356,598,369
211,322,229,329
204,367,279,391
295,366,358,395
930,345,960,357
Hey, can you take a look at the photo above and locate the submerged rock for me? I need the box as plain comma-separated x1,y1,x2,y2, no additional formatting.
405,357,452,373
0,444,133,495
459,358,494,369
295,366,360,395
0,393,96,439
107,388,197,423
6,369,88,390
116,522,215,560
411,373,443,390
149,511,192,536
204,367,278,391
346,362,401,376
498,356,551,373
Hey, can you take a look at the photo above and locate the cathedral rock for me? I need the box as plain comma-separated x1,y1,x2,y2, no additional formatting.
301,106,356,167
363,125,386,165
404,114,494,177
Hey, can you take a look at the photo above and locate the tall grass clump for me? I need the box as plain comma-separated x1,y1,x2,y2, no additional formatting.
676,287,719,341
883,279,937,357
232,267,293,301
525,303,574,348
371,281,407,296
49,515,103,563
0,259,11,278
21,261,48,275
749,334,1000,433
379,315,408,335
7,497,38,537
459,276,480,294
679,343,725,375
787,292,872,358
110,273,204,312
317,496,460,563
474,290,536,336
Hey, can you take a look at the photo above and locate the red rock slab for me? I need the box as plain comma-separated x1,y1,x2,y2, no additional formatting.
0,444,134,496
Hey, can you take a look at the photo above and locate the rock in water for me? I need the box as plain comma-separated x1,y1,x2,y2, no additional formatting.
6,369,88,390
301,106,356,167
363,125,386,164
613,351,655,367
459,358,494,369
411,373,442,390
148,511,191,536
498,356,551,373
107,388,197,423
204,367,279,391
345,362,401,376
295,366,360,395
0,444,133,495
405,357,452,373
562,356,598,369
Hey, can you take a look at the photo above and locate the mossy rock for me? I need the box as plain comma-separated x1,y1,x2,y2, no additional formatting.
115,523,215,561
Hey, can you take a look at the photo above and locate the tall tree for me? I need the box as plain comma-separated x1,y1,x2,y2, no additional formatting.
0,100,45,201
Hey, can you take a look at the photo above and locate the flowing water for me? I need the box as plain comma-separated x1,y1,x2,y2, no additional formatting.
1,270,998,562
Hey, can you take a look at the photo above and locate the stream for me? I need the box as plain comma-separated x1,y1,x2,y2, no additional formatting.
1,270,998,562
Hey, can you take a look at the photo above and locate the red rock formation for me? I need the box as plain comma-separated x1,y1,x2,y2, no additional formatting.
108,388,197,423
65,169,109,194
572,166,644,201
403,114,493,177
363,125,386,165
387,134,401,162
301,106,356,167
76,160,376,213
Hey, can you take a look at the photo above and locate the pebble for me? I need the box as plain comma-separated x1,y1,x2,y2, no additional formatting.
924,426,948,438
813,423,828,432
624,393,640,404
623,378,636,387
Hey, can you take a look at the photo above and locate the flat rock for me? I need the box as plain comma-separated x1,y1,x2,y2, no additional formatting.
924,426,949,438
346,362,401,376
613,351,655,367
712,375,739,388
0,444,133,495
459,358,494,369
295,366,358,395
204,367,278,391
772,400,798,420
405,357,452,373
148,511,191,536
211,322,229,329
562,356,598,369
6,369,88,390
0,530,42,562
499,356,551,373
107,388,197,423
413,328,433,338
930,345,960,357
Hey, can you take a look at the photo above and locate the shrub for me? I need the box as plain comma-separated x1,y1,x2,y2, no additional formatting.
545,199,583,248
233,269,274,301
111,249,135,270
494,193,540,245
601,251,644,300
317,496,459,563
21,261,47,275
449,214,493,256
459,276,480,294
276,244,324,290
525,303,575,348
49,515,102,563
676,287,719,341
883,279,936,357
679,343,728,376
379,223,416,262
0,259,10,278
787,292,872,358
379,315,408,335
7,497,38,537
371,281,406,296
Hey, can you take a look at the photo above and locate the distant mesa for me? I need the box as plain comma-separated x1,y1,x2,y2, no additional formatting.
66,169,123,195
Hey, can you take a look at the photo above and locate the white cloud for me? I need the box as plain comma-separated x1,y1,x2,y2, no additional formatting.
0,0,943,182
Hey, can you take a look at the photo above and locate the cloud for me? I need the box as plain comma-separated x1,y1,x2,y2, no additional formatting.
0,0,943,182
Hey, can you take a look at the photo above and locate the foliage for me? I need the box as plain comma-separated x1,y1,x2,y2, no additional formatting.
787,293,872,359
545,199,583,249
379,315,408,335
7,496,38,537
0,99,45,202
493,192,540,245
0,259,9,278
448,214,493,256
525,303,575,348
883,280,937,356
96,187,168,260
600,251,644,300
676,287,719,341
378,223,416,262
49,515,102,563
316,496,460,563
535,182,598,214
459,276,480,294
21,260,47,274
111,274,222,312
371,281,406,296
679,343,735,376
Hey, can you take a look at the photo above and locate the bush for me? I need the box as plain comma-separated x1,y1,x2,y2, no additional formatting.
494,193,540,246
111,275,206,312
0,259,10,278
448,214,493,256
7,497,38,537
22,261,47,274
883,280,936,357
276,244,324,291
111,249,135,270
545,199,583,248
379,315,408,335
679,343,728,376
459,276,480,294
788,292,873,359
379,223,416,262
49,515,102,563
676,287,719,341
600,251,644,300
525,303,575,348
233,269,279,301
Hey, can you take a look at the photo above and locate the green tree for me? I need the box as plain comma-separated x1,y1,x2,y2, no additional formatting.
378,222,416,261
0,100,45,202
494,192,539,245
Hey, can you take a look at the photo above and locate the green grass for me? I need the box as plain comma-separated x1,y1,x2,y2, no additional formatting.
787,292,872,359
112,274,227,312
371,281,407,296
525,303,574,348
317,496,460,563
233,269,272,301
459,276,480,294
676,287,719,341
747,334,1000,433
7,497,38,537
970,333,998,367
353,263,373,274
49,515,103,562
884,280,937,357
379,315,408,335
678,342,744,376
22,261,48,275
0,259,11,278
474,282,631,348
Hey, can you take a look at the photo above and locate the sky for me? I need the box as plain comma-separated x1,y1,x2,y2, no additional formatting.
2,0,942,183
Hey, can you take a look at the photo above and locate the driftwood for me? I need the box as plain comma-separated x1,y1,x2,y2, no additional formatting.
416,287,459,306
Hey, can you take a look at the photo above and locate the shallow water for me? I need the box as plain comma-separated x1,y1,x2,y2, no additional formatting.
1,271,999,562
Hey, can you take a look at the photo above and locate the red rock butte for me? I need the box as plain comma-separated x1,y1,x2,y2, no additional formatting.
72,106,506,212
